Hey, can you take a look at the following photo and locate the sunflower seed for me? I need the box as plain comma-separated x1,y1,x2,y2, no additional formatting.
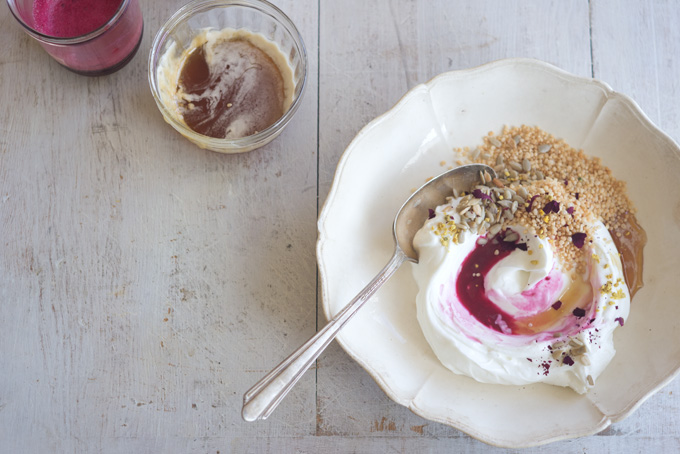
503,231,520,242
504,189,512,200
571,345,586,356
491,178,504,188
508,169,519,179
509,161,523,172
511,201,518,213
496,155,504,166
471,148,480,160
489,137,502,147
535,170,545,180
453,188,459,198
489,223,502,235
477,237,487,245
552,341,565,350
538,144,552,154
497,200,513,208
459,206,471,215
513,135,521,145
517,186,529,199
484,170,492,183
522,158,532,172
569,338,584,347
458,231,467,243
583,357,592,368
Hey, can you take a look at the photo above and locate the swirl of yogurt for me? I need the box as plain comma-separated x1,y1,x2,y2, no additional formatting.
412,197,630,393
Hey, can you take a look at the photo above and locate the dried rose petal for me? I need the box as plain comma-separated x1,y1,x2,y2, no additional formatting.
572,232,587,248
575,192,580,200
514,242,528,251
573,307,586,318
615,317,624,327
563,356,574,366
526,195,539,212
428,208,435,219
564,179,569,186
543,200,561,214
552,301,562,310
527,358,533,362
473,189,492,201
567,206,575,215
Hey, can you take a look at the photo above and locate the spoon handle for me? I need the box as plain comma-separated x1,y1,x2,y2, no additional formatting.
242,249,407,422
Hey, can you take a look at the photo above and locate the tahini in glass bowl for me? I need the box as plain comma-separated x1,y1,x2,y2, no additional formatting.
148,0,307,153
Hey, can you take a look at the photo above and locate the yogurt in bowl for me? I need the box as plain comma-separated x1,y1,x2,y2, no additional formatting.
413,125,644,394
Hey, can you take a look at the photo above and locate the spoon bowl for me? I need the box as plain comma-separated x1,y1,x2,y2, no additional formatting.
242,163,496,422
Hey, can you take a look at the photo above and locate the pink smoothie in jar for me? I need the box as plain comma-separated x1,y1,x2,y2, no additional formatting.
8,0,143,75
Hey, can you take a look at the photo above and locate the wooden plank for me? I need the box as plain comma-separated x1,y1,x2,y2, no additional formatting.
0,0,319,451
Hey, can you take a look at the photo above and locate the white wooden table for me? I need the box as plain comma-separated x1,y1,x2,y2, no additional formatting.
1,1,679,452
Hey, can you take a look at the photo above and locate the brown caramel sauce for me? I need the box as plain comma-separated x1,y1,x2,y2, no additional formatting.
609,212,647,299
176,38,285,139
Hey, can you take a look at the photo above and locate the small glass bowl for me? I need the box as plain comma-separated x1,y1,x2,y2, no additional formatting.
148,0,307,153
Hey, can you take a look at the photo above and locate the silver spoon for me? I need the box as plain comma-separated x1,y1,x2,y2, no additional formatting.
242,163,496,422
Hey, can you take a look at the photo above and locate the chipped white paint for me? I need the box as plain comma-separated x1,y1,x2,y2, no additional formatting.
0,0,678,452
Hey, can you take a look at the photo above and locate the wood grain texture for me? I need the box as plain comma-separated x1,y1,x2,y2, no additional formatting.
0,0,679,452
0,0,319,451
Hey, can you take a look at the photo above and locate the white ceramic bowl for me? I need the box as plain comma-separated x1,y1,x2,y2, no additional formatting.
317,58,680,447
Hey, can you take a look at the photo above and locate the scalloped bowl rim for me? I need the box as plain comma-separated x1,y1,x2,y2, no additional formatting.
317,58,680,448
